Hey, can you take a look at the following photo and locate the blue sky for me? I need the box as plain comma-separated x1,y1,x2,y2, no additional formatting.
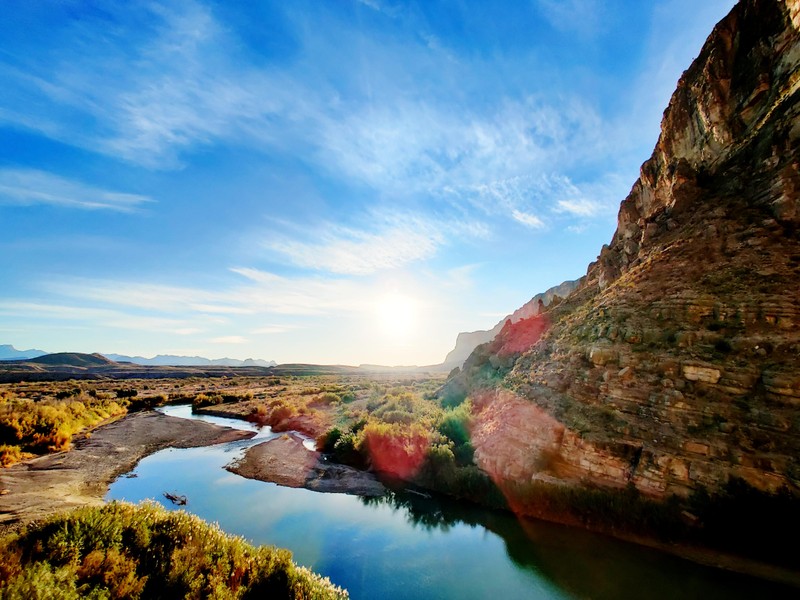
0,0,736,365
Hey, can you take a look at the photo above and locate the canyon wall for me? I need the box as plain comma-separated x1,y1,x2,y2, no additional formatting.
456,0,800,501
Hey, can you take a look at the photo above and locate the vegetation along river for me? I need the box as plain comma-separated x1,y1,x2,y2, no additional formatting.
106,405,792,599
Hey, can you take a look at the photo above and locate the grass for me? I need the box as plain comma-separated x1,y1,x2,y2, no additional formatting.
0,502,348,599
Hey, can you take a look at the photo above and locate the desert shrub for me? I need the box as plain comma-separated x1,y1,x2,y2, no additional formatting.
362,422,431,479
115,389,138,399
438,404,470,447
192,394,223,408
249,405,268,423
438,378,468,408
0,444,22,467
247,400,296,427
0,396,126,463
318,427,343,454
317,425,366,467
332,431,367,469
414,445,504,506
368,391,441,428
269,400,294,423
317,392,341,404
127,394,171,412
148,394,169,407
437,402,474,467
193,392,253,410
221,392,253,403
0,502,348,599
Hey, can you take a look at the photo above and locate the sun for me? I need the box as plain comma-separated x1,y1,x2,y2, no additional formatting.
375,292,417,339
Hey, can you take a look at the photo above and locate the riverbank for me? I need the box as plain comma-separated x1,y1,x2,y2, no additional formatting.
228,433,386,497
0,410,253,534
194,406,800,588
2,400,797,591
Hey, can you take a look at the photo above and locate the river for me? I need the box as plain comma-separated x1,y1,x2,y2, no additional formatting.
106,405,792,599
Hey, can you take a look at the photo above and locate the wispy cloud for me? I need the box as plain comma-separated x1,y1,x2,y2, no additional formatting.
554,198,603,217
534,0,606,37
0,301,202,335
511,209,545,229
264,214,445,275
43,269,380,320
0,0,609,224
320,96,604,203
0,1,293,169
0,169,152,211
355,0,383,11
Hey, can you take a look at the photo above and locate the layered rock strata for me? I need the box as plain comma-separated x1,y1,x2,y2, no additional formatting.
459,0,800,501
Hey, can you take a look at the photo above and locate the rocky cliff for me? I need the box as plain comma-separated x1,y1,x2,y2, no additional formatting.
442,279,580,369
450,0,800,505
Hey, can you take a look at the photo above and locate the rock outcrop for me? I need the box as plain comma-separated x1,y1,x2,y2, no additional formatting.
442,279,580,369
453,0,800,503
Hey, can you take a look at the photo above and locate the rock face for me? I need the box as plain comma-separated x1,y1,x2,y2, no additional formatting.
442,279,580,369
456,0,800,502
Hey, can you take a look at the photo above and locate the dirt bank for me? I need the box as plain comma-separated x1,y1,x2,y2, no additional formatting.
0,411,253,533
228,434,386,497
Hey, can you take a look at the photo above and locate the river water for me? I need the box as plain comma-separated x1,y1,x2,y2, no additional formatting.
106,405,792,599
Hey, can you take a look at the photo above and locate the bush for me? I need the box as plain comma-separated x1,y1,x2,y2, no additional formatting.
362,422,430,479
192,394,223,408
0,502,348,599
0,396,126,463
317,392,341,404
0,444,22,467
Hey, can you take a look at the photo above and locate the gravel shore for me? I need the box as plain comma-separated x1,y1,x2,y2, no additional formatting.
0,411,254,534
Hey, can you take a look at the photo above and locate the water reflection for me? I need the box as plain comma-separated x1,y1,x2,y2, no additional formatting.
365,490,795,600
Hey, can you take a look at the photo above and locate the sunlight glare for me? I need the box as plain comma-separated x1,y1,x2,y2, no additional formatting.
375,292,417,339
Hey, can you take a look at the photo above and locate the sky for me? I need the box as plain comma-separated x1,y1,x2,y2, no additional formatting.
0,0,737,366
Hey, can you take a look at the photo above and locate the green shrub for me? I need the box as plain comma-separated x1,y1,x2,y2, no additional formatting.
317,392,341,404
0,502,348,599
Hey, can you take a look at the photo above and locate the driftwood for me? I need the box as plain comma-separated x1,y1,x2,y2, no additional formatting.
406,488,432,499
163,492,187,505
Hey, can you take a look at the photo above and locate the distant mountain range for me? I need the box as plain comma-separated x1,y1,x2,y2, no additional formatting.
0,345,276,368
102,353,277,368
0,344,47,360
441,278,580,369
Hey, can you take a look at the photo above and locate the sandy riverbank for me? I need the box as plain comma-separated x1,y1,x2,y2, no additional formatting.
0,411,254,534
228,433,386,497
